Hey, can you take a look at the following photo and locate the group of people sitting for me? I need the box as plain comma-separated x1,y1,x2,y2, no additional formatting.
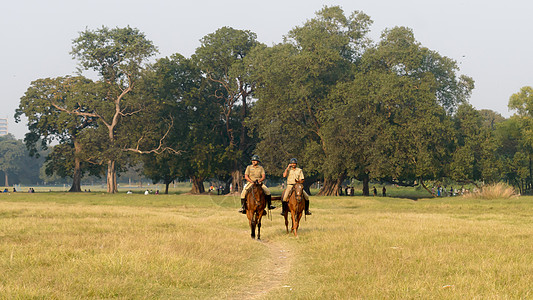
239,156,312,216
2,187,26,193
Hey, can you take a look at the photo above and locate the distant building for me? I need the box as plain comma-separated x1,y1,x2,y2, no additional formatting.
0,118,7,136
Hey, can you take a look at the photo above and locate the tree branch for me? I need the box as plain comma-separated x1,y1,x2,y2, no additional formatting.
122,118,183,155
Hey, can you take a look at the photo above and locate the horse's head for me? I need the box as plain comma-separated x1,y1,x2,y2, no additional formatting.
293,180,304,202
252,180,265,195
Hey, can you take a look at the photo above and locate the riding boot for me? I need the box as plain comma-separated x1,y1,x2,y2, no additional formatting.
305,200,312,215
266,194,276,210
280,201,287,215
238,198,246,214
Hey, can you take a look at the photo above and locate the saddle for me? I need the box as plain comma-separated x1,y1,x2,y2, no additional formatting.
283,186,298,202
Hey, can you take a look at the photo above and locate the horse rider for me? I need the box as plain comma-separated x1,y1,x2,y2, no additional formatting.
280,158,312,215
239,155,276,214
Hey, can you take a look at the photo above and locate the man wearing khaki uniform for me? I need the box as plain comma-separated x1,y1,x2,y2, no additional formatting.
281,158,311,215
239,155,276,214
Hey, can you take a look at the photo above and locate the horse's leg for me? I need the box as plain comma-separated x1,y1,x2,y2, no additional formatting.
257,212,262,240
291,207,298,237
294,210,303,237
283,203,289,234
250,213,256,239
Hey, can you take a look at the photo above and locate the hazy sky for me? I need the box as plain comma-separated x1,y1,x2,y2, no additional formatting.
2,0,532,139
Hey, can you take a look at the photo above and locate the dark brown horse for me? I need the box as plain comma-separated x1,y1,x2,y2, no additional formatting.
246,180,266,240
282,180,305,237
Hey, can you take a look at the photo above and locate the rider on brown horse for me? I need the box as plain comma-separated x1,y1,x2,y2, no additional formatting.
239,155,276,214
280,158,312,216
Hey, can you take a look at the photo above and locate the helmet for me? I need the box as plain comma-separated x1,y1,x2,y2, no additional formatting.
251,155,261,162
289,158,298,164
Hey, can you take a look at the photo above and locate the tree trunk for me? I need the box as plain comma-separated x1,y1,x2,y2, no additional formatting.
4,172,8,188
69,160,82,192
231,169,242,193
317,174,345,196
69,140,82,192
190,176,205,194
362,174,370,196
420,178,436,197
106,160,118,193
164,180,171,194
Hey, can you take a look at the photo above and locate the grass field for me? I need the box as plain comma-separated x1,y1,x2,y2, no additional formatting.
1,191,532,299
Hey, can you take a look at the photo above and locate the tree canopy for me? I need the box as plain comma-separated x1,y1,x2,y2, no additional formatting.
13,7,533,196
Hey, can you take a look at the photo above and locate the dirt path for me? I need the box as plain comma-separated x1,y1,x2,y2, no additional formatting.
229,239,294,299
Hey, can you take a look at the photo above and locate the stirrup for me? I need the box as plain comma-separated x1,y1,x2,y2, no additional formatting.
305,210,312,215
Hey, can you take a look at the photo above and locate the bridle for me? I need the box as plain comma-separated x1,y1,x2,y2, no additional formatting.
293,183,303,203
251,181,262,206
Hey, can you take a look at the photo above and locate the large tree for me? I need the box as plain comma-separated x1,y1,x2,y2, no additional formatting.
52,26,169,193
0,135,25,187
448,104,502,187
141,54,225,194
194,26,262,193
327,26,474,195
249,6,373,195
504,86,533,193
16,76,100,192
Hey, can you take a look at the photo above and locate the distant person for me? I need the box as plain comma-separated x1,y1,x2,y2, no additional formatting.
382,186,386,197
373,186,377,196
144,190,149,195
13,187,16,192
3,188,8,193
127,190,132,194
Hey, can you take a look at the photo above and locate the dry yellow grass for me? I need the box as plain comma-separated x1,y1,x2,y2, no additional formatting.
1,192,533,299
463,182,518,199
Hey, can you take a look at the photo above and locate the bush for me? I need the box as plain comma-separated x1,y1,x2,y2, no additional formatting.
463,183,518,199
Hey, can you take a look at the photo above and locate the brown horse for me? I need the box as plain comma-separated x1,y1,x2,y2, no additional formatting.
282,180,305,237
246,180,266,240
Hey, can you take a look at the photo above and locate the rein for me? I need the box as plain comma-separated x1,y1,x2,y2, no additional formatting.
251,183,261,206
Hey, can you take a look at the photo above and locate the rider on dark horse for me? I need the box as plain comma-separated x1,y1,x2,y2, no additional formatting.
280,158,312,216
239,155,276,214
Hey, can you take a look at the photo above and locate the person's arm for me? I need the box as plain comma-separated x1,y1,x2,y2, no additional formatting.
245,174,253,183
283,165,291,178
244,166,253,183
298,169,305,183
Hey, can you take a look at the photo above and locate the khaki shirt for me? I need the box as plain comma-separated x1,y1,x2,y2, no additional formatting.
286,167,304,184
245,165,265,181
